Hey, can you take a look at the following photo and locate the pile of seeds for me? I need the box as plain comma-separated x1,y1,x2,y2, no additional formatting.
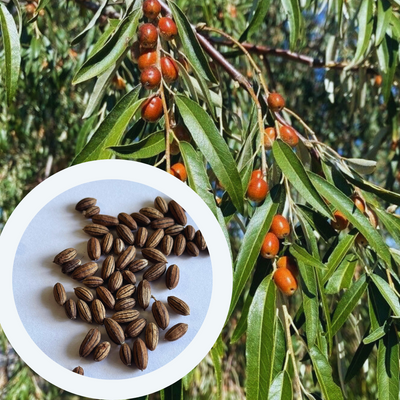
52,196,207,375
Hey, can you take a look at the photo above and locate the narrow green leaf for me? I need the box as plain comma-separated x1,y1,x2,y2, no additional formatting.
290,244,325,270
0,3,21,105
110,131,165,159
316,269,333,353
376,0,392,46
272,319,286,378
230,292,252,344
176,95,244,213
364,324,387,345
88,19,120,58
309,173,393,267
246,275,277,400
73,9,141,84
240,0,272,42
370,273,400,317
210,340,223,398
161,379,183,400
325,255,358,294
376,208,400,249
331,275,368,336
191,65,216,120
228,185,283,320
169,2,216,83
75,114,97,156
267,371,293,400
72,88,142,165
299,261,319,347
281,0,302,50
309,346,344,400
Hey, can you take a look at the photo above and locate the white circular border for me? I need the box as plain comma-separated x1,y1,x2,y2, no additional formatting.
0,160,232,399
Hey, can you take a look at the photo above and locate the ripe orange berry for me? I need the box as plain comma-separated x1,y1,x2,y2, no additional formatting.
137,49,158,71
264,127,276,150
112,75,126,90
351,194,365,214
142,0,161,20
170,163,187,182
374,75,382,87
141,96,163,122
158,17,178,41
138,23,158,48
276,256,299,277
270,215,290,239
140,66,161,90
356,233,368,247
160,57,179,83
331,210,349,231
280,126,299,148
26,3,36,14
260,232,280,259
267,93,285,112
251,170,263,180
171,125,191,155
247,177,269,202
273,267,297,296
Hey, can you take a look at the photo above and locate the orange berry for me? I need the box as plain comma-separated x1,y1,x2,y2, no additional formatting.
137,49,158,71
26,3,36,14
112,75,126,90
247,177,269,202
270,215,290,239
141,96,163,122
138,23,158,48
160,57,179,83
170,163,187,182
351,194,365,214
264,127,276,150
331,211,349,231
171,125,191,155
273,267,297,296
158,17,178,41
260,232,280,259
276,256,299,277
251,170,263,180
356,233,368,247
374,75,382,87
280,126,299,148
267,93,285,112
142,0,161,20
140,66,161,90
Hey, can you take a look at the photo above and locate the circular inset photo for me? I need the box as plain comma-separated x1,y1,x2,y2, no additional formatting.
0,160,232,399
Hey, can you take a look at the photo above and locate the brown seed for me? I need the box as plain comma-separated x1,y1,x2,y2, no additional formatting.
165,224,185,236
108,270,123,293
77,299,93,323
101,233,114,255
79,328,101,357
74,287,94,302
140,207,164,220
154,196,168,214
115,297,136,311
195,230,207,251
65,299,77,320
184,225,195,241
166,264,180,290
145,322,159,351
174,234,186,256
133,338,148,370
141,248,167,263
151,217,175,230
54,248,77,265
167,296,190,316
93,341,111,362
61,258,81,274
104,318,125,344
114,238,126,255
136,227,148,247
128,258,148,273
82,276,104,288
168,200,187,225
76,197,97,212
116,224,135,245
143,263,166,281
145,228,164,248
91,299,106,325
71,262,98,281
165,323,188,341
118,213,138,230
125,318,147,338
87,237,101,260
152,300,169,330
131,212,151,227
83,224,109,237
137,280,151,310
83,206,100,218
72,366,84,375
116,284,135,300
122,270,136,285
116,245,136,270
120,343,132,366
92,214,119,227
53,283,67,306
101,255,115,280
96,286,115,310
160,235,173,256
186,241,200,257
112,310,140,324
